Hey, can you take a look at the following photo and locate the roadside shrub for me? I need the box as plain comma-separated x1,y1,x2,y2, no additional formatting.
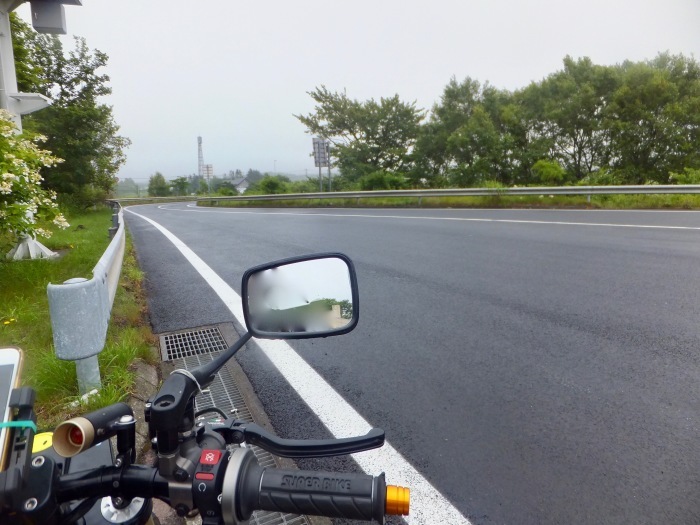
532,159,566,185
669,168,700,185
578,168,624,186
358,171,406,191
0,109,68,243
247,175,291,195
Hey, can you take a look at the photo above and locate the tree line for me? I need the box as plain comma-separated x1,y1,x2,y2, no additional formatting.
140,169,274,197
296,53,700,191
141,169,326,197
8,12,699,209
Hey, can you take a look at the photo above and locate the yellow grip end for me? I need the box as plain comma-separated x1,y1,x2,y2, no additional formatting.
386,485,410,515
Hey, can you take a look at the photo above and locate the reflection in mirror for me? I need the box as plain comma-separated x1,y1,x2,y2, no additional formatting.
246,257,355,336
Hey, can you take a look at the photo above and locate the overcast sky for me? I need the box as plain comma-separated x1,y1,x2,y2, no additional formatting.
15,0,700,183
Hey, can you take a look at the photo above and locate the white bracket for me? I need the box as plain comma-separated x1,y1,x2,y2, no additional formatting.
7,92,50,114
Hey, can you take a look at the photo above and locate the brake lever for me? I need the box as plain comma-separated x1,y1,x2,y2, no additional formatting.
211,420,385,458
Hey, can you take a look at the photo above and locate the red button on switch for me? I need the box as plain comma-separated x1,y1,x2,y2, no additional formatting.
200,449,222,465
195,472,215,481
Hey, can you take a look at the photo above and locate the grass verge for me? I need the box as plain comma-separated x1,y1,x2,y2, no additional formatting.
199,193,700,210
0,207,158,430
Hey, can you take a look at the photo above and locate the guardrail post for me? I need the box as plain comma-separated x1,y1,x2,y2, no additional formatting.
76,355,102,393
48,277,105,393
47,204,125,395
109,211,118,239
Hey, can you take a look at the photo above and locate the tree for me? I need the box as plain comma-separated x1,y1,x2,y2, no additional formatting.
445,104,501,186
289,178,323,193
521,56,618,182
245,169,264,183
186,174,202,194
413,77,529,187
148,172,170,197
171,176,189,196
295,86,424,184
0,110,68,246
216,180,236,195
116,177,139,197
10,13,43,93
14,22,130,206
531,159,566,185
247,175,290,195
605,54,700,183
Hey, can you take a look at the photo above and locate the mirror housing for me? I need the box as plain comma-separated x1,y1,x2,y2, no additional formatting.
241,253,359,339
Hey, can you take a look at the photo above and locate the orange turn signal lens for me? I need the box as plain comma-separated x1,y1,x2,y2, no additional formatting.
385,485,410,515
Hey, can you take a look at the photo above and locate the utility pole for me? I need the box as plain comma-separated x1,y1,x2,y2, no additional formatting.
198,136,204,178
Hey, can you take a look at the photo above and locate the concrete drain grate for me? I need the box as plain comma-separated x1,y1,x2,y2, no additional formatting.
160,327,229,361
162,327,311,525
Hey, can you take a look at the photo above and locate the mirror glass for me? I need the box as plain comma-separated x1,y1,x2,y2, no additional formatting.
245,257,355,336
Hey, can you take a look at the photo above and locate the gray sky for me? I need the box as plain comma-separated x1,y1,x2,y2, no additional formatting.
16,0,700,183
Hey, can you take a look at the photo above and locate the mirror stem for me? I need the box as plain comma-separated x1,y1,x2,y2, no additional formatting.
192,331,252,387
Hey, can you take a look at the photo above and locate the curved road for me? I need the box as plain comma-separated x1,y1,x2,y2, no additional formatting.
125,204,700,524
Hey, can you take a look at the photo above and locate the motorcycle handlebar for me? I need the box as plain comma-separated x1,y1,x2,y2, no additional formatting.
56,464,170,503
221,448,409,524
50,448,408,525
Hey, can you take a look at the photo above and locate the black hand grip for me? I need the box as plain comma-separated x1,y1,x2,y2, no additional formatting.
222,448,388,524
257,469,385,522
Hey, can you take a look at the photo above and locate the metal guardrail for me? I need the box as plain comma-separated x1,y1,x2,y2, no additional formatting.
114,184,700,206
195,184,700,202
114,196,200,204
47,203,126,394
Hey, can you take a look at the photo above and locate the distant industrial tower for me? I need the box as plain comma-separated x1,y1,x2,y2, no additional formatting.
197,136,204,178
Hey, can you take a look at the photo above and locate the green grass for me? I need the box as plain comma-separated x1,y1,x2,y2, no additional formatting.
0,207,157,430
199,193,700,210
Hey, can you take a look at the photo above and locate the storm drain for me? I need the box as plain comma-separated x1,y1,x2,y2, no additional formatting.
160,327,229,361
162,327,311,525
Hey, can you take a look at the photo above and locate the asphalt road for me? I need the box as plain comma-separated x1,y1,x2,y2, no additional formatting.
125,204,700,524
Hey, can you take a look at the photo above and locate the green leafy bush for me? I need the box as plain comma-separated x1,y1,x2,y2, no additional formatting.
669,168,700,185
532,159,566,185
578,168,624,186
0,110,68,243
358,171,406,191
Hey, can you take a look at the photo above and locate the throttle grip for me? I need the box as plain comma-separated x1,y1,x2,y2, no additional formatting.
221,448,409,524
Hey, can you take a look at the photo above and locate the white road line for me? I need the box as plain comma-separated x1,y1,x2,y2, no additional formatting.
156,205,700,231
125,207,470,525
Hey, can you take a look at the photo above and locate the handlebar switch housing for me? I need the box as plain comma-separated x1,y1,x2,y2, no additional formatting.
192,448,230,524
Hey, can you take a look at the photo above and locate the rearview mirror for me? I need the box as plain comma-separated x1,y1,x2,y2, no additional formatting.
241,253,359,339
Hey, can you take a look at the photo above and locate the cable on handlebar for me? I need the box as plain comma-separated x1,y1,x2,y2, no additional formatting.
195,407,228,420
57,497,99,525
